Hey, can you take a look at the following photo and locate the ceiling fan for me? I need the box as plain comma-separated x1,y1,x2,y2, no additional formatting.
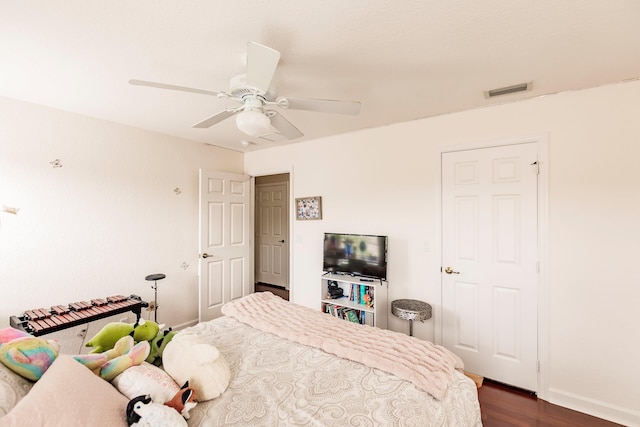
129,42,361,141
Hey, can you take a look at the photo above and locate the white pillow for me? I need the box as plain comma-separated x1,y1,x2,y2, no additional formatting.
112,362,179,403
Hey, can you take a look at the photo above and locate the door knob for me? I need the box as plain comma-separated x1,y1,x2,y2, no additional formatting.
201,253,212,259
444,266,460,275
278,240,285,243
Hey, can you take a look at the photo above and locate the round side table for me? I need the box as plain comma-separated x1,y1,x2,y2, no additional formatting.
391,299,432,336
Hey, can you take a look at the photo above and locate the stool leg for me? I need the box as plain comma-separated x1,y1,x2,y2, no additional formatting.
409,319,414,336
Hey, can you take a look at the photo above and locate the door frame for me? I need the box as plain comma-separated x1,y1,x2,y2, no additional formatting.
249,166,295,299
433,134,549,398
254,177,290,289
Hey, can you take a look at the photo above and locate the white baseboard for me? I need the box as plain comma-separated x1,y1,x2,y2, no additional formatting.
172,319,199,331
546,387,640,427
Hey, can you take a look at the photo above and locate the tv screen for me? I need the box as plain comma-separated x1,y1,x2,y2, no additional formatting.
323,233,388,280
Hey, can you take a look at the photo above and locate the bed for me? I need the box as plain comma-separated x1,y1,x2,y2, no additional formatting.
0,292,481,426
182,292,482,426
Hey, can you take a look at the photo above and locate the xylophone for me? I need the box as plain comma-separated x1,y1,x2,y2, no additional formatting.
9,295,147,336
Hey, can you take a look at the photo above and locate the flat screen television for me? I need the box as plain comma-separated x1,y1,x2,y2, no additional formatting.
323,233,388,280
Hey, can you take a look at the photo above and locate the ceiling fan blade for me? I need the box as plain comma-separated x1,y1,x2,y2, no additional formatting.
129,79,221,97
284,97,361,115
267,111,303,140
259,133,289,143
192,110,237,128
245,42,281,93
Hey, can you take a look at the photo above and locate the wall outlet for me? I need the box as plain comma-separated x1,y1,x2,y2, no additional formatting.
147,301,156,311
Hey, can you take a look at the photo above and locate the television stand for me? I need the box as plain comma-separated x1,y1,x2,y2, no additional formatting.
320,273,388,328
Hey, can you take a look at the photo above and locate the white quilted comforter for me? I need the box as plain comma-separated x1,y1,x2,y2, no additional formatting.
183,296,481,426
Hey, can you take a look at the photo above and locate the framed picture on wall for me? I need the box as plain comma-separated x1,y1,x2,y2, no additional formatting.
296,196,322,220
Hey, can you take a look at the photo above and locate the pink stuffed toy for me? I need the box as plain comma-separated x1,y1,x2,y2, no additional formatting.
74,336,150,381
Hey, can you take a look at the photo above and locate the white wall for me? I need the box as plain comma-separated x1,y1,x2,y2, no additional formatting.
0,96,243,330
1,79,638,424
245,80,640,425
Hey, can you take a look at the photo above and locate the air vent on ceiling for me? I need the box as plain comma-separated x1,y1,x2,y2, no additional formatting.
485,82,531,98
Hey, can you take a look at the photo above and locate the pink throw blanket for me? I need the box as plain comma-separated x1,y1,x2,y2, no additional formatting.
221,292,464,400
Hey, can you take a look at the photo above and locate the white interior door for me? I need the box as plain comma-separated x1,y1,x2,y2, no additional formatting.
255,182,289,288
441,142,538,391
199,169,252,322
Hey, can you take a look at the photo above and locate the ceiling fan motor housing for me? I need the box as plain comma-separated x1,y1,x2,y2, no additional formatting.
230,74,276,102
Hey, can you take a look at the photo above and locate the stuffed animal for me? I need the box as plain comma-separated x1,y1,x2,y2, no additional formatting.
111,362,198,419
74,335,150,381
145,328,176,366
162,330,230,401
0,327,60,381
0,327,150,384
126,395,188,427
0,326,31,345
164,381,197,420
85,318,160,353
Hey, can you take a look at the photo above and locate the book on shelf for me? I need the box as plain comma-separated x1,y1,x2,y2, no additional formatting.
326,304,345,319
348,284,376,308
345,309,360,323
323,301,369,325
361,311,375,326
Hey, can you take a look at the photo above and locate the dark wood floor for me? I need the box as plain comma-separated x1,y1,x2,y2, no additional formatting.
478,379,623,427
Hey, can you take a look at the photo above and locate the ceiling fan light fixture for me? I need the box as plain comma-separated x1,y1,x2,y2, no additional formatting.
235,109,270,136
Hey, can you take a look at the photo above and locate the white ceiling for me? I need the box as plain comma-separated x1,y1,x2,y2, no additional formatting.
1,1,639,153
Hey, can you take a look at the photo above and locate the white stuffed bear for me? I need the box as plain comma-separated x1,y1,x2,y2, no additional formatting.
162,330,231,401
